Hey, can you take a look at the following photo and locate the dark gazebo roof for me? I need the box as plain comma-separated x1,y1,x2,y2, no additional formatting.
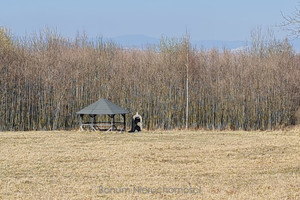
76,99,129,115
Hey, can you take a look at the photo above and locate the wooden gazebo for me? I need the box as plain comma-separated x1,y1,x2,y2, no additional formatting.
76,99,129,131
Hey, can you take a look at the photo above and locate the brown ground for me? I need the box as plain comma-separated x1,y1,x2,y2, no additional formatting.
0,129,299,200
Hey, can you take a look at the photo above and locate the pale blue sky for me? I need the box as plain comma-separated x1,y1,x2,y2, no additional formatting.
0,0,299,41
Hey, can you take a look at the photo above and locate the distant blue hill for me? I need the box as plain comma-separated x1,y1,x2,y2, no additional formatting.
106,34,159,48
193,40,248,50
105,34,300,53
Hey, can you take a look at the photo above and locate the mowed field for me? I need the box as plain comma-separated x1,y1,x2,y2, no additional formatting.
0,129,299,200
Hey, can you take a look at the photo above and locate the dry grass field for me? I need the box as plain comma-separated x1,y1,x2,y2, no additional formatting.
0,129,299,200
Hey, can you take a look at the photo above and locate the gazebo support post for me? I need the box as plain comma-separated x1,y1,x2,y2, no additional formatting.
89,114,96,131
112,114,116,130
108,114,116,131
122,114,126,131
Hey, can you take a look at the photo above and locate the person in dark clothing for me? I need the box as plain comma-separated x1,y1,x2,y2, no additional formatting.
129,112,142,132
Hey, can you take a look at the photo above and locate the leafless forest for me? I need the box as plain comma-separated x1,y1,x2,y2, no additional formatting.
0,28,300,131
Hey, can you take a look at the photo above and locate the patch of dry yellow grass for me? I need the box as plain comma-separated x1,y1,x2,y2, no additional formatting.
0,129,299,199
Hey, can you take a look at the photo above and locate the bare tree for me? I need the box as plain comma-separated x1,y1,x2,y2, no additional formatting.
184,34,190,129
281,3,300,38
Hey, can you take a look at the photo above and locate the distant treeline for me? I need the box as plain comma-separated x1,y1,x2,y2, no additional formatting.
0,28,300,131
